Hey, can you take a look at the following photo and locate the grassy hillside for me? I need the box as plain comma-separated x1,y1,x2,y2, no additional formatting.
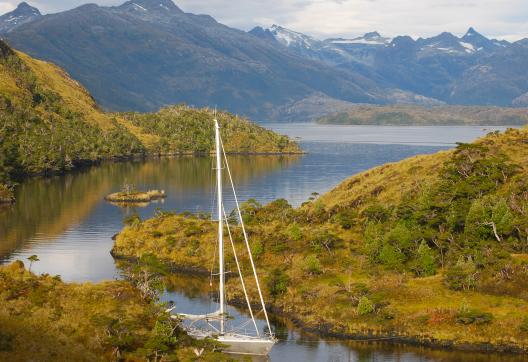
317,105,528,126
0,40,300,195
113,126,528,351
0,261,230,361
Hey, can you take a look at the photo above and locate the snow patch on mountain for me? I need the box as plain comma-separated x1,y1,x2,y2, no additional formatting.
132,3,147,11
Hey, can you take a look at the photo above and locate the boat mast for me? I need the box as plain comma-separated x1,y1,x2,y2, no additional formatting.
215,115,225,335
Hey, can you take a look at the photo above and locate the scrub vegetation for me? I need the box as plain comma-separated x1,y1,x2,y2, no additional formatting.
113,126,528,351
0,261,232,361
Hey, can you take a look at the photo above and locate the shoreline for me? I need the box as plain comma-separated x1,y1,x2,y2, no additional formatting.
5,149,306,202
110,251,528,355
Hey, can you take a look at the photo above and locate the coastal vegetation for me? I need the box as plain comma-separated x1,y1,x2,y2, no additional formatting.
317,105,528,126
105,184,166,204
113,126,528,352
121,106,300,155
0,40,300,198
0,261,231,361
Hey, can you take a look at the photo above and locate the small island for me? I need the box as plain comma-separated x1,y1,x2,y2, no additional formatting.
105,184,166,204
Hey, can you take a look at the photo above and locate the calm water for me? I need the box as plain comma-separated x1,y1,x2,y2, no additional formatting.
1,123,523,361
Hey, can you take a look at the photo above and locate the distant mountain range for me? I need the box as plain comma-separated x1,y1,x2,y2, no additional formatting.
0,1,526,121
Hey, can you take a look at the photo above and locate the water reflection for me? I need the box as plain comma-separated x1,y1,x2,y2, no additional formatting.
0,155,300,279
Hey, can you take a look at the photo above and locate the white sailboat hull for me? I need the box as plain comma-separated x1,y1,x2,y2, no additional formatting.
218,335,275,355
187,329,275,355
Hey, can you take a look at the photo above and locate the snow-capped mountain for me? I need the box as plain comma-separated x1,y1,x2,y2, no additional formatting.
461,27,509,51
118,0,183,14
0,2,41,34
267,24,320,48
416,28,510,57
250,26,393,65
328,31,392,46
249,25,356,65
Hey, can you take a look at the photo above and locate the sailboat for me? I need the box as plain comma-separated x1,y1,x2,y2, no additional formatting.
171,115,276,356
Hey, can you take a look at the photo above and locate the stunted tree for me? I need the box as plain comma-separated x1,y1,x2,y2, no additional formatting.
27,254,39,273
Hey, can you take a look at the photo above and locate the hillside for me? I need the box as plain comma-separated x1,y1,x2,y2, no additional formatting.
113,126,528,351
0,40,300,195
317,105,528,126
120,106,300,154
0,261,230,360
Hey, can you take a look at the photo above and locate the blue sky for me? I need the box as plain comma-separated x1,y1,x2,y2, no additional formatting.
1,0,527,41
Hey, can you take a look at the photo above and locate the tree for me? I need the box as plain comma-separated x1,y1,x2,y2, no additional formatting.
27,254,39,273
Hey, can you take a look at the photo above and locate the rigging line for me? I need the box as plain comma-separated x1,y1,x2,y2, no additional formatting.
222,205,261,337
220,136,274,338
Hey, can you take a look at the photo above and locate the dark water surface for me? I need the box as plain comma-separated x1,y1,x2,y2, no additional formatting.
1,124,523,361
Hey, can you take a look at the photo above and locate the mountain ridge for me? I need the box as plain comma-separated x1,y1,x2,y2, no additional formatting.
1,1,526,119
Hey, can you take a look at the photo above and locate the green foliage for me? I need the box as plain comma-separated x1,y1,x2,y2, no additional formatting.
455,308,493,325
412,241,437,277
124,213,142,226
334,209,357,229
302,255,323,275
444,258,477,291
287,223,303,241
240,198,262,224
309,230,340,254
121,105,300,155
362,203,391,223
357,296,375,316
266,268,290,298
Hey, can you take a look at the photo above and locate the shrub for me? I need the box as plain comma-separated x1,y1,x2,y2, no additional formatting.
302,255,322,275
378,244,404,270
444,258,478,291
455,308,493,325
266,268,289,297
123,214,142,227
287,223,302,241
412,240,437,277
184,223,202,237
357,296,374,316
362,204,391,223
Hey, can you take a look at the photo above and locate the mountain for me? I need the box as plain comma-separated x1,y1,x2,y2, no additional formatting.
0,2,40,33
248,24,527,108
2,0,394,120
448,39,528,105
1,1,526,118
461,27,508,52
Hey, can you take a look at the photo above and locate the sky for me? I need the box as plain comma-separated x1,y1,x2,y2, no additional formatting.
0,0,527,41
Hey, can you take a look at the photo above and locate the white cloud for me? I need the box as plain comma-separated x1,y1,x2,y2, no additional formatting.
2,0,527,41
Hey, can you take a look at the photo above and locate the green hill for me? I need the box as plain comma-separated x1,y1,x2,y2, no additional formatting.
317,105,528,126
113,126,528,352
0,40,300,197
